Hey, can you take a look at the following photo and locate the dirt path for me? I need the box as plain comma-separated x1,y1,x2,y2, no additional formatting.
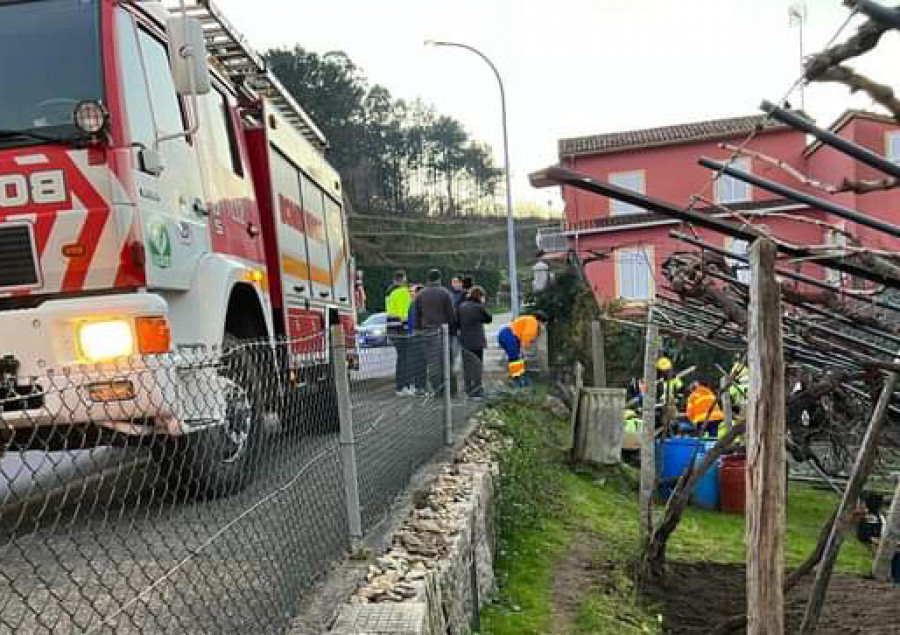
549,532,601,635
643,560,900,634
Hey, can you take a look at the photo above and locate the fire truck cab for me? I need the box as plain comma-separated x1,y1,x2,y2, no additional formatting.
0,0,356,495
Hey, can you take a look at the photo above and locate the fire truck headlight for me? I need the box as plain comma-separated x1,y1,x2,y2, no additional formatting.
78,320,135,362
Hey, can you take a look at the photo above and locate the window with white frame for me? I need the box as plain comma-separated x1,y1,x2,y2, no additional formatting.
609,170,646,215
729,238,750,284
617,248,653,301
887,131,900,164
715,157,752,204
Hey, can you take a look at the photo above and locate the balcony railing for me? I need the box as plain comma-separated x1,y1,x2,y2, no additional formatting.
536,225,570,254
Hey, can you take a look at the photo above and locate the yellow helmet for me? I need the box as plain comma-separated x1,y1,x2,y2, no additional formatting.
656,356,673,372
623,409,638,420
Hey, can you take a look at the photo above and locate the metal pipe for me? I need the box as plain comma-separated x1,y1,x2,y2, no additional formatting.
700,156,900,239
427,41,519,316
532,166,900,286
760,100,900,180
854,0,900,28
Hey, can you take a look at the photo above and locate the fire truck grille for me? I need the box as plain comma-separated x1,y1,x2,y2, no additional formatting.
0,225,39,289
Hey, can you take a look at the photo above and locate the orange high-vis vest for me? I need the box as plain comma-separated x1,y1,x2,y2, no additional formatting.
686,385,724,424
510,316,540,349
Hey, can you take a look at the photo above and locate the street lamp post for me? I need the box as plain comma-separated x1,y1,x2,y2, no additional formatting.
425,40,519,316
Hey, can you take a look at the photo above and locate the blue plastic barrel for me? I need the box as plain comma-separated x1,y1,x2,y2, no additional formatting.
692,440,720,509
655,438,719,508
656,437,701,500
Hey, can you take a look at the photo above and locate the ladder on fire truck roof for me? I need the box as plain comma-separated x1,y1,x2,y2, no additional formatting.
176,0,329,152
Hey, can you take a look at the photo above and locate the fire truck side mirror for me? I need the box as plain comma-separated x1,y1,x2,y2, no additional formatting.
166,16,212,97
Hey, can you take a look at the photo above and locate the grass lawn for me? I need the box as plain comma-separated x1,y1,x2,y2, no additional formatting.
479,395,874,635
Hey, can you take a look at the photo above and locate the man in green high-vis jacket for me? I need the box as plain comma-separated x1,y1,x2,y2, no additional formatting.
385,270,413,395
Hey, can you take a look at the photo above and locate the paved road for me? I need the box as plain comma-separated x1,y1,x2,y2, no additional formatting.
0,359,479,633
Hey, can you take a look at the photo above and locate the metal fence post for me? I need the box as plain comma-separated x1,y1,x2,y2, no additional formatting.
442,324,453,446
331,325,363,546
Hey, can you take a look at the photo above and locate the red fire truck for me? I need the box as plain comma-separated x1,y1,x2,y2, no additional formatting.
0,0,356,494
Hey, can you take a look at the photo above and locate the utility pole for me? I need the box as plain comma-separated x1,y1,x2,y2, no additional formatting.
425,40,520,315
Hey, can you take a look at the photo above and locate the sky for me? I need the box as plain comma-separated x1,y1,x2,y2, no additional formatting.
208,0,899,211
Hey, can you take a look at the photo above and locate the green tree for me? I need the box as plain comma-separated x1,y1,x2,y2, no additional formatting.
425,116,468,215
266,48,366,173
266,47,502,218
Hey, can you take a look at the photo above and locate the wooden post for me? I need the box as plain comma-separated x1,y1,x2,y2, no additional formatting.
873,475,900,581
801,371,898,633
592,320,607,388
640,319,660,551
746,238,786,635
572,388,627,465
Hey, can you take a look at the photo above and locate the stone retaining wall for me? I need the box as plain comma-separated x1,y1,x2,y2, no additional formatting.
329,424,500,635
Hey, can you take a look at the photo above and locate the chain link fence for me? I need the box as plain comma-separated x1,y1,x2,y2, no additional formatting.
0,325,485,633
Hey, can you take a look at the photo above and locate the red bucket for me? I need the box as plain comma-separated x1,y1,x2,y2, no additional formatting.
719,454,746,514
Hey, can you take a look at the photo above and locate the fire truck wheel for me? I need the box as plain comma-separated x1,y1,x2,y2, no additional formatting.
166,333,261,499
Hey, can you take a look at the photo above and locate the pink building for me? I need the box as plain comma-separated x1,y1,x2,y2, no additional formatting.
540,111,900,307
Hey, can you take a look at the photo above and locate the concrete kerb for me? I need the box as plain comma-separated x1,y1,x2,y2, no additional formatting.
287,412,496,634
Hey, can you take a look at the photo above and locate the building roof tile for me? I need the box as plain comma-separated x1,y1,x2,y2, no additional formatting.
559,114,790,158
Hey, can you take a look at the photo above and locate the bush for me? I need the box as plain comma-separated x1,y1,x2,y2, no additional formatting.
529,268,642,384
491,395,565,531
529,267,723,386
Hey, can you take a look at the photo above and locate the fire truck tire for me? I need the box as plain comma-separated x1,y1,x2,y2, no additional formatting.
162,333,261,499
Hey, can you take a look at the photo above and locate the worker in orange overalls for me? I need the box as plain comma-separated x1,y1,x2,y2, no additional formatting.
497,311,548,387
685,380,725,437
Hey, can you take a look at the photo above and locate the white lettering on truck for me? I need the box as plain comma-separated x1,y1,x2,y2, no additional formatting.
0,170,67,207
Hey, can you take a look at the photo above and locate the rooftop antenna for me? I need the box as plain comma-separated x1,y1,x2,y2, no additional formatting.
789,2,808,111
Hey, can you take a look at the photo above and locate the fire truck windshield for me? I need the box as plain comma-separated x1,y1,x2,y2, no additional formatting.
0,0,102,145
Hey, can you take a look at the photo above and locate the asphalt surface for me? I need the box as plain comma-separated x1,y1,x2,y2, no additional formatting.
0,345,482,634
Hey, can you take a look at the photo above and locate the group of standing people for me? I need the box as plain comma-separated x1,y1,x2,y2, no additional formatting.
385,269,493,399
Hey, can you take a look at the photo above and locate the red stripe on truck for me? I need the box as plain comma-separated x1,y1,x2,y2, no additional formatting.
60,154,110,293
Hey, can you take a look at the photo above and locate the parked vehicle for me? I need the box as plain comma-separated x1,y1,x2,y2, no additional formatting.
357,313,390,348
0,0,356,496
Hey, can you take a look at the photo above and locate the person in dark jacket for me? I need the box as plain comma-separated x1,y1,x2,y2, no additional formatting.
450,276,467,310
406,284,427,394
413,269,456,396
456,286,492,398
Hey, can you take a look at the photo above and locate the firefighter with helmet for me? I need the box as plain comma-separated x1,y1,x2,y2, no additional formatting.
656,356,683,406
686,379,726,437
